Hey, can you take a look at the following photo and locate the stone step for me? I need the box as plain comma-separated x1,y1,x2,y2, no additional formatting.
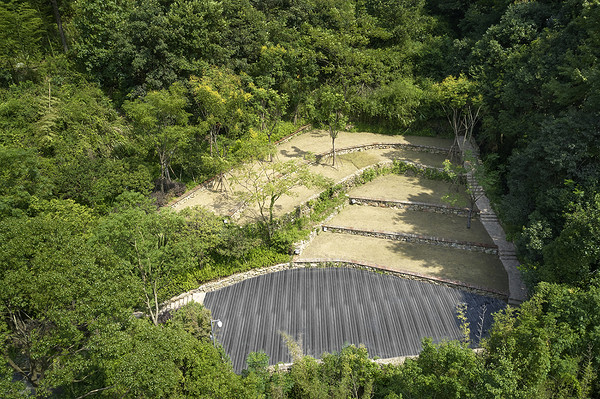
499,252,518,260
467,186,485,194
480,215,499,222
508,297,525,306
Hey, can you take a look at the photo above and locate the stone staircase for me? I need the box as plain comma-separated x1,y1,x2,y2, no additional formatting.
459,136,528,305
466,173,485,198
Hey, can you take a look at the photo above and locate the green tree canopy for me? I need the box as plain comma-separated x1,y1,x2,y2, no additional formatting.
124,82,192,194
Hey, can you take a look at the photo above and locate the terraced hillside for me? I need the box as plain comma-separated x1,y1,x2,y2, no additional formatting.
170,130,452,221
166,129,513,295
162,129,521,369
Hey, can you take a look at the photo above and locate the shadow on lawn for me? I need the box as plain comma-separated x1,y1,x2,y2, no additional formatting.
382,239,507,291
390,210,494,245
349,174,457,205
397,134,454,149
279,145,309,159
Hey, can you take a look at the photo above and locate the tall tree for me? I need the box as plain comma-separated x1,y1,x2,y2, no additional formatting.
433,74,482,160
249,84,288,145
124,82,191,194
49,0,68,53
314,86,349,167
93,192,194,325
190,67,252,157
0,200,135,393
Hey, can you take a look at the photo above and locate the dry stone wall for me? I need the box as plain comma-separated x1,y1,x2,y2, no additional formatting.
349,197,478,218
159,259,508,318
321,225,498,254
315,142,449,162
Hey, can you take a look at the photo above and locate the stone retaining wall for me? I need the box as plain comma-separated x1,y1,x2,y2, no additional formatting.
322,225,498,254
159,259,508,318
158,263,303,317
315,142,449,162
349,197,478,218
330,159,446,193
275,158,441,224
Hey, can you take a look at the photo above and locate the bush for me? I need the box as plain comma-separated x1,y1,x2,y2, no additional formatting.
270,226,309,254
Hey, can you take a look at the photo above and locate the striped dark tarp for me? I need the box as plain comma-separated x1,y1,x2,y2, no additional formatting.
204,267,505,373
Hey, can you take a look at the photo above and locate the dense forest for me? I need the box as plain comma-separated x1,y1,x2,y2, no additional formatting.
0,0,599,397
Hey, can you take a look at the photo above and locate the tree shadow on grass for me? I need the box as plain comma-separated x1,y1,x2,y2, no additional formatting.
398,135,454,149
389,209,494,244
349,174,458,205
279,145,309,159
381,239,507,293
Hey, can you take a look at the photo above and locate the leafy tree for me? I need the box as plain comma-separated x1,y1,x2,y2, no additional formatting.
502,109,599,257
231,154,330,240
538,194,600,286
72,0,229,96
319,345,379,398
313,86,349,166
0,361,25,398
169,302,213,341
124,82,192,194
0,73,152,211
433,74,482,159
0,146,52,216
54,156,152,213
482,283,599,398
179,206,228,266
249,83,288,147
0,1,43,85
365,0,432,46
353,77,424,130
93,192,194,325
0,200,135,394
376,338,484,398
251,43,320,124
92,317,252,398
190,67,252,157
220,0,268,71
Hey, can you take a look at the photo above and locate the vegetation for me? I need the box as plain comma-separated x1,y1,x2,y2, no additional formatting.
0,0,599,397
